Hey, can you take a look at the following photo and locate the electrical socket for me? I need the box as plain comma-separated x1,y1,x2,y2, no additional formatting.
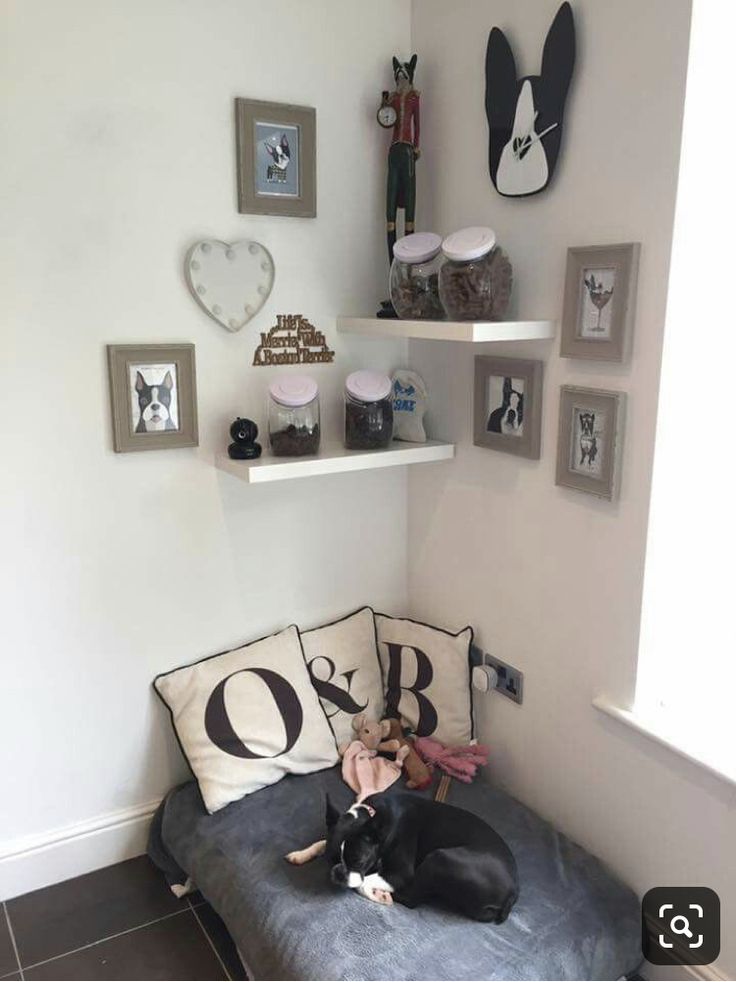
470,644,524,705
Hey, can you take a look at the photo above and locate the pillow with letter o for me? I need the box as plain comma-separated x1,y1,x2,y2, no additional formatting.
154,625,338,813
375,614,474,746
301,607,384,749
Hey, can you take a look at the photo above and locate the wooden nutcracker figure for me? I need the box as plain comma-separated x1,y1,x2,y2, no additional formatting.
377,54,420,264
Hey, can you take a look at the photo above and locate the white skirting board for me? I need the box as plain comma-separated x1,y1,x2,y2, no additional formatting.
0,798,160,900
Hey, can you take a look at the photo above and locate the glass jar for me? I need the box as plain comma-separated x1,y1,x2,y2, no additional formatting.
389,232,444,320
344,370,393,450
268,376,320,456
438,226,513,321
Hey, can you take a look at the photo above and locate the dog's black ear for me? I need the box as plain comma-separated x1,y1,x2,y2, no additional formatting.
540,2,575,110
408,53,417,80
135,371,146,392
485,26,517,126
502,377,513,397
325,795,340,829
392,56,401,76
161,370,173,390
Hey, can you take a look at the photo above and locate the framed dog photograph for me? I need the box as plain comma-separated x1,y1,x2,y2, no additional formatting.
555,386,626,499
560,243,640,362
236,98,316,218
107,344,198,453
473,356,544,459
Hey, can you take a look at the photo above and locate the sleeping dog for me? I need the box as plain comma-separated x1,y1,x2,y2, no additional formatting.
286,794,519,922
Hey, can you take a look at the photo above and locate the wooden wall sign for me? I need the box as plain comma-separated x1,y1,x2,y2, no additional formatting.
252,314,335,367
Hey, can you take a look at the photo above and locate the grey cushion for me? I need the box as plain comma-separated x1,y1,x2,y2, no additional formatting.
151,767,641,980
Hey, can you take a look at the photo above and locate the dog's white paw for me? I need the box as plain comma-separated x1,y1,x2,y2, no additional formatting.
368,888,393,906
285,849,307,865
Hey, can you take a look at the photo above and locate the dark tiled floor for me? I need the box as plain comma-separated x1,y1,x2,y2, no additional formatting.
2,856,247,980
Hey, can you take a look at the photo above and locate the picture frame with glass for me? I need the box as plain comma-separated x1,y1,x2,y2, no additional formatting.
107,343,198,453
235,98,316,218
555,385,625,499
560,243,640,362
473,356,544,459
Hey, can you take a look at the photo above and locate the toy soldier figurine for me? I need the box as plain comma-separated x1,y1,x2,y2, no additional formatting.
377,54,420,263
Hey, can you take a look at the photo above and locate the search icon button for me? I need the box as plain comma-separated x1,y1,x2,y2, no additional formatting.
670,915,693,938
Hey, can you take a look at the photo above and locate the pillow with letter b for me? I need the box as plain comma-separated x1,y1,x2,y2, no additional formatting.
375,614,474,746
154,625,338,813
301,607,384,749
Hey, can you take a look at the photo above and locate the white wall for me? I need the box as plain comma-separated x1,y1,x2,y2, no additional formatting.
0,0,410,886
409,0,736,973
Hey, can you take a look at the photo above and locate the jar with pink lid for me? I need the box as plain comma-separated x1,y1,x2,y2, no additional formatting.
344,370,394,450
268,375,320,456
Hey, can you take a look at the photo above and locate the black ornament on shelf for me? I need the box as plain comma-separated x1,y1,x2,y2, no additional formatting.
227,417,262,460
485,1,575,198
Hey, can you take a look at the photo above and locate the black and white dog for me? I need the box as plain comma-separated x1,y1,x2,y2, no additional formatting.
134,370,176,433
578,411,598,467
264,134,291,184
487,377,524,435
286,795,518,922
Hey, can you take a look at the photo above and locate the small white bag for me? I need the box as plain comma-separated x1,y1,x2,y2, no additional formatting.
391,369,428,443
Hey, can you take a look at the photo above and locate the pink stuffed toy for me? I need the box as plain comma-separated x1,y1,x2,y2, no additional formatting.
413,736,489,783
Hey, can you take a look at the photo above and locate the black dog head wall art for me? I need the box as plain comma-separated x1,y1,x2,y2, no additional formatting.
485,2,576,198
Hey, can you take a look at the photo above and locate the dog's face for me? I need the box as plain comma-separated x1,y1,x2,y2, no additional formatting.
325,798,382,888
265,135,290,167
136,371,173,432
392,54,417,90
579,412,595,437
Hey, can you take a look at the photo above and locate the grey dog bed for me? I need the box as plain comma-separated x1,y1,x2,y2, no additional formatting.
149,766,641,980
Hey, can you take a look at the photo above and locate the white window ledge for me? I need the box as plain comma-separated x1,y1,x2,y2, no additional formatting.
592,697,736,790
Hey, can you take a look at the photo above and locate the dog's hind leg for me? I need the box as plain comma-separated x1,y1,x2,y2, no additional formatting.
284,839,326,865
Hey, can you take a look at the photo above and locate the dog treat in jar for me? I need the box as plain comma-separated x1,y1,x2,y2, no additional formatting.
389,232,444,320
439,226,513,321
268,375,321,456
344,370,394,450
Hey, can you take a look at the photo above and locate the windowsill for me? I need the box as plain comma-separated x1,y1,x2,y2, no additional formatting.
592,696,736,790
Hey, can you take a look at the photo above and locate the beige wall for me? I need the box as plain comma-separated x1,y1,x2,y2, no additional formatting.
409,0,735,973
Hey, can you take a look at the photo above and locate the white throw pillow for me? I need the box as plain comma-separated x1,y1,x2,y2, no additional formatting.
154,625,339,813
375,614,474,746
301,607,385,749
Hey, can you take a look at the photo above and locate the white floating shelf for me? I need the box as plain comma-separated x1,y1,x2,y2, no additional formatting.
216,440,455,484
337,316,556,343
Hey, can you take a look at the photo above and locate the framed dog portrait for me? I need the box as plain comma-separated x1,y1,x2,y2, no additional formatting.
555,386,625,499
107,344,198,453
560,243,640,362
236,98,316,218
473,356,544,459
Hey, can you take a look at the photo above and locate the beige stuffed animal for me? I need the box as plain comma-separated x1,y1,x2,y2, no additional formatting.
339,713,409,763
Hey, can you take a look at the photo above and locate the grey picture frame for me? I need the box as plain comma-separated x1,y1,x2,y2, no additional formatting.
235,98,316,218
555,385,626,500
473,356,544,459
107,343,198,453
560,242,640,362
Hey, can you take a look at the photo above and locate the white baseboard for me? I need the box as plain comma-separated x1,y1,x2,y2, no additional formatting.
0,798,161,900
641,958,733,981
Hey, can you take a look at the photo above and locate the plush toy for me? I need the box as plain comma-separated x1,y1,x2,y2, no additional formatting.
413,736,489,783
384,718,433,790
339,713,409,802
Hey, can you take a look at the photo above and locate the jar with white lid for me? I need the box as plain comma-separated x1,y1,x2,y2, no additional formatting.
268,376,320,456
389,232,444,320
344,370,394,450
438,226,513,321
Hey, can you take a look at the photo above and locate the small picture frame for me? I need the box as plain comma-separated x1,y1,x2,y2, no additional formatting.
473,356,544,459
560,243,640,362
555,386,626,499
107,344,198,453
235,98,316,218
